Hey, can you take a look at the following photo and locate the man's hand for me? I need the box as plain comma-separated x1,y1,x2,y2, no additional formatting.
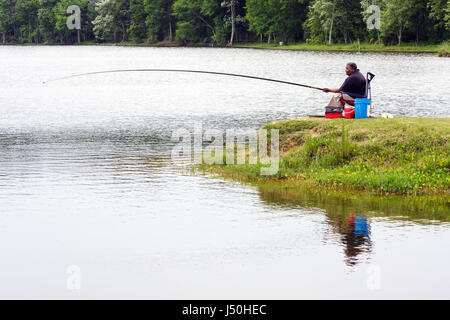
323,88,340,93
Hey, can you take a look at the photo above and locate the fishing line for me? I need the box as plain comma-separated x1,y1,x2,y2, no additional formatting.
43,69,323,91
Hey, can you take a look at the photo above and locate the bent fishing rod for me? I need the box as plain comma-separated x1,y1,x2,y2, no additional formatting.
43,69,323,91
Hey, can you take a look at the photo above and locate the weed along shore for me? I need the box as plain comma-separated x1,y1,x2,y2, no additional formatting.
201,117,450,195
236,42,448,56
83,41,449,56
6,41,449,56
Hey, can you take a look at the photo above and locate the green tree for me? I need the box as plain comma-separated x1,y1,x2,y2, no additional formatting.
335,0,365,44
15,0,39,43
114,0,130,41
172,0,219,42
0,0,16,43
222,0,237,44
92,0,114,41
268,0,308,42
0,0,448,45
446,1,450,31
38,0,57,42
247,0,307,43
92,0,129,42
428,0,450,39
144,0,174,41
304,0,336,43
128,0,147,41
381,0,415,45
245,0,271,42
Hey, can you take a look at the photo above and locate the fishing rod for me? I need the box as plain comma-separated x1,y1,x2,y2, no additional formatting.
43,69,323,91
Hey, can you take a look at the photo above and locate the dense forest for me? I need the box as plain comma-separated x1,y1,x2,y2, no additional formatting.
0,0,448,45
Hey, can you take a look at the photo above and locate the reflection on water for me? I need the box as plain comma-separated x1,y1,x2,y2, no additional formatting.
258,183,450,223
329,213,372,266
257,183,449,266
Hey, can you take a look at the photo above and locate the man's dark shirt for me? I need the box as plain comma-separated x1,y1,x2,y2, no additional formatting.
340,70,366,97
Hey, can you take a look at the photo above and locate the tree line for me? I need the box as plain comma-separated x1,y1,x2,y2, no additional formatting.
0,0,448,45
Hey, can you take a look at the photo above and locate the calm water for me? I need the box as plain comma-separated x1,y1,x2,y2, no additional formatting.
0,46,449,299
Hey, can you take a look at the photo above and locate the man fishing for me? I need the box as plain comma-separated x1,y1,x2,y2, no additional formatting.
322,62,366,108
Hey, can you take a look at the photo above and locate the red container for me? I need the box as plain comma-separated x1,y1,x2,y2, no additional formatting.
325,112,342,119
325,106,343,119
344,107,355,119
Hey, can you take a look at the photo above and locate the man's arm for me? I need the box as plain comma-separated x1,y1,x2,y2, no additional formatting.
322,88,341,93
324,77,348,93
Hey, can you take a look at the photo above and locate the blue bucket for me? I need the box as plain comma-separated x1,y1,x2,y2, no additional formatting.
354,99,370,119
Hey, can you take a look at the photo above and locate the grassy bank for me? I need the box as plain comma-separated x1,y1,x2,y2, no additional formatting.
7,40,446,55
236,42,443,54
100,40,448,55
201,117,449,195
98,40,445,55
437,41,450,57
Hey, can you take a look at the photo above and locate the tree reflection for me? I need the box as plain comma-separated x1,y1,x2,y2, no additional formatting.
256,183,448,266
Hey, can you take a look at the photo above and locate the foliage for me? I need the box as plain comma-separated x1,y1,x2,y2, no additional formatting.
92,0,114,41
203,118,450,195
0,0,448,45
144,0,174,41
172,0,219,42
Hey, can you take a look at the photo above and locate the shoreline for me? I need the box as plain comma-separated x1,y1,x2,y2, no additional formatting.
235,43,442,54
195,174,450,222
1,41,447,55
200,117,450,196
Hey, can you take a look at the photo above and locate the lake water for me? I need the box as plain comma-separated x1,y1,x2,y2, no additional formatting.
0,46,449,299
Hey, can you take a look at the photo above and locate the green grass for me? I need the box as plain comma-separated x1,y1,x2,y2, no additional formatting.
438,40,450,57
105,40,443,54
235,42,442,54
201,117,450,195
8,40,446,56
